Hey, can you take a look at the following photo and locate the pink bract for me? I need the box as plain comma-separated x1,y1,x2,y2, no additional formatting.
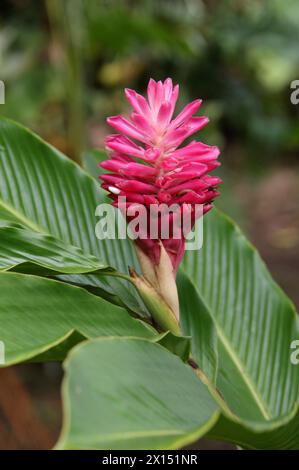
100,78,221,272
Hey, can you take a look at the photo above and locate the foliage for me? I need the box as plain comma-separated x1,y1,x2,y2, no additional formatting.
0,117,298,449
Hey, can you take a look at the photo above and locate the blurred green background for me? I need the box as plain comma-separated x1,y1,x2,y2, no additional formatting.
1,0,299,164
0,0,298,449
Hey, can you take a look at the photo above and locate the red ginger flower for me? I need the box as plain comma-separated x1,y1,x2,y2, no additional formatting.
100,78,221,274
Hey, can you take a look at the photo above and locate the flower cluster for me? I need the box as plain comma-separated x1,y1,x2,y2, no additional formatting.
100,78,221,272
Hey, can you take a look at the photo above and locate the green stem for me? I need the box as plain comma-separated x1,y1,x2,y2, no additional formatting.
97,269,181,335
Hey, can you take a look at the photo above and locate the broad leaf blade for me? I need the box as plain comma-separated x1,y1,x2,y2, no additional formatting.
0,272,154,365
0,225,112,275
57,337,219,450
208,410,299,450
181,209,299,429
0,117,143,313
177,270,218,383
0,224,139,313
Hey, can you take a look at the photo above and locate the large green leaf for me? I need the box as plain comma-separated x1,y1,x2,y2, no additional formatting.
0,117,143,313
182,209,299,432
0,223,139,311
208,410,299,450
1,117,297,449
177,270,218,384
57,337,219,450
0,272,154,365
0,225,112,275
35,330,191,364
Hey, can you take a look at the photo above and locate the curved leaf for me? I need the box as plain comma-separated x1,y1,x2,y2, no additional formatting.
0,117,143,313
0,272,154,365
0,225,112,275
57,337,219,450
208,410,299,450
177,270,218,383
182,209,299,430
155,331,191,362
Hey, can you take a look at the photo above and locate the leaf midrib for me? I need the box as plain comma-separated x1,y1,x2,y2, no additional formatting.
0,199,46,233
182,269,272,421
215,325,272,420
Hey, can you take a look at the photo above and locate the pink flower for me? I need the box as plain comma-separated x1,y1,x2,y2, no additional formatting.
100,78,221,273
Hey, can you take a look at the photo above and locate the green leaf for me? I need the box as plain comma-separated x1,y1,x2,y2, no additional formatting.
0,223,142,314
208,409,299,450
57,337,219,450
0,204,22,224
35,330,191,364
0,272,154,365
0,117,144,313
0,225,112,275
181,209,299,431
177,270,218,383
155,331,191,362
32,331,86,362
